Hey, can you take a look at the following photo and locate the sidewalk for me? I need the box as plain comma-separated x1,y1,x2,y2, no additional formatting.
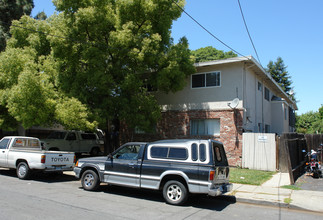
224,172,323,213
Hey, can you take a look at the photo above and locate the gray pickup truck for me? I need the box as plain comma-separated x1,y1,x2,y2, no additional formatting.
74,139,232,205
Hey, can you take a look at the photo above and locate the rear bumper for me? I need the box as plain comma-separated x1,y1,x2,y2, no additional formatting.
208,183,233,197
43,166,74,172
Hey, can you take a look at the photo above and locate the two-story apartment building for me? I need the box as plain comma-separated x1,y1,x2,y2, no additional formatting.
125,56,297,166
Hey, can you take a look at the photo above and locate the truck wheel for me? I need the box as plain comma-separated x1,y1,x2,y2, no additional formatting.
17,162,30,180
90,147,100,156
81,170,100,191
163,180,188,205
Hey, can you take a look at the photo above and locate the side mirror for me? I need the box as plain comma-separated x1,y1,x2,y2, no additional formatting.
107,154,113,160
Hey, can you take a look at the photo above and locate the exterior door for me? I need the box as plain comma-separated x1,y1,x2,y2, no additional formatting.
0,138,11,167
104,144,142,187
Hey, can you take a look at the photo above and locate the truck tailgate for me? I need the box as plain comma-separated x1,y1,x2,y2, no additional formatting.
44,152,75,170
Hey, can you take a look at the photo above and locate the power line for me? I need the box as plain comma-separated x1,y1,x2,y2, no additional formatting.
171,0,248,59
237,0,261,65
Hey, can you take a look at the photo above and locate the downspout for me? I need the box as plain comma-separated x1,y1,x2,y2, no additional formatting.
242,63,247,129
262,79,264,133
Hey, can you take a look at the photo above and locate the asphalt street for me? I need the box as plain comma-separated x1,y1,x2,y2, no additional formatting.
0,169,322,220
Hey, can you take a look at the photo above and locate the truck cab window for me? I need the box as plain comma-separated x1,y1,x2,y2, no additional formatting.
0,138,10,149
114,145,140,160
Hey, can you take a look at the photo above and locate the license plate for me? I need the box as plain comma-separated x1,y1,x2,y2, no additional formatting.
218,174,226,179
55,166,62,170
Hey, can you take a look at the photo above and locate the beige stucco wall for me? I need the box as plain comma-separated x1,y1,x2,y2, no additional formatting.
155,62,244,111
271,101,290,134
155,60,291,134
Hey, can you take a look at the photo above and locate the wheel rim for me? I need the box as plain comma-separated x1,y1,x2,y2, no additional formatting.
18,165,26,177
166,184,182,202
84,173,95,187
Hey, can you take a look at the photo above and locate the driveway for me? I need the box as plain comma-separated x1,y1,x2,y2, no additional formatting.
295,174,323,191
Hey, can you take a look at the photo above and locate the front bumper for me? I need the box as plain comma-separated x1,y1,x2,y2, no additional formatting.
74,167,82,179
208,183,233,197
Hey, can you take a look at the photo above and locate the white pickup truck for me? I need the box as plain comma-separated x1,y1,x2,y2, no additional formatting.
0,136,75,179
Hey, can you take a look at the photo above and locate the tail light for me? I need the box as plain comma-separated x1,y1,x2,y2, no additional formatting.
41,155,46,164
209,170,215,181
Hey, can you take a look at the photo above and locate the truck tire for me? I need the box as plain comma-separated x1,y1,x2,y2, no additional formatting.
163,180,188,205
81,170,100,191
16,162,30,180
90,147,100,156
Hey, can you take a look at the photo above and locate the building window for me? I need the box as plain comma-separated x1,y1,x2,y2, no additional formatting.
258,82,262,91
192,71,220,88
191,119,220,135
264,87,270,101
265,124,271,133
284,107,287,120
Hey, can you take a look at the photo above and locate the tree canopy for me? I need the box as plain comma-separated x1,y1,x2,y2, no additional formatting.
0,0,195,135
191,46,237,62
296,105,323,134
0,0,34,51
266,57,295,100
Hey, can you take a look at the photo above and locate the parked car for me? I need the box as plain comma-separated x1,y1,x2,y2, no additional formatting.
41,131,103,156
74,139,232,205
0,136,75,179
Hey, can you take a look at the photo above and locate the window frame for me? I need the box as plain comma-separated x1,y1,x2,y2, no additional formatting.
190,119,220,136
191,71,221,89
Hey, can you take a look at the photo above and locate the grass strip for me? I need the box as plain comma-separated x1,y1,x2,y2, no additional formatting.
230,168,276,185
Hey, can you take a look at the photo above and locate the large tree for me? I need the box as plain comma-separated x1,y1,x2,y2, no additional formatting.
266,57,294,99
0,0,195,147
296,105,323,134
191,46,237,63
0,0,34,51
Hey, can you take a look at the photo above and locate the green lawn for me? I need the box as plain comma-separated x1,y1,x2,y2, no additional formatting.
229,168,276,186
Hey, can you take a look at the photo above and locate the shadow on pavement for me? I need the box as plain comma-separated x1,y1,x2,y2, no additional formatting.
31,172,77,183
0,168,76,183
93,184,236,211
0,168,17,178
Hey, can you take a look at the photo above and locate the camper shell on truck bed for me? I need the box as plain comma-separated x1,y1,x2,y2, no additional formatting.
74,139,232,205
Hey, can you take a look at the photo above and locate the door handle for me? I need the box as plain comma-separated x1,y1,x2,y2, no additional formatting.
128,163,135,168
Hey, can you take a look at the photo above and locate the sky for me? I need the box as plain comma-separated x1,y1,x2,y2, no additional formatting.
31,0,323,115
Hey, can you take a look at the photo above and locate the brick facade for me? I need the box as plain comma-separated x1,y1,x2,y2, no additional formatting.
120,109,244,166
